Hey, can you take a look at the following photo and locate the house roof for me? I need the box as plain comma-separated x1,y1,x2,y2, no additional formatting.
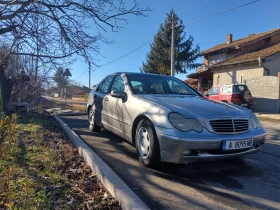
209,42,280,68
187,67,213,79
200,28,280,55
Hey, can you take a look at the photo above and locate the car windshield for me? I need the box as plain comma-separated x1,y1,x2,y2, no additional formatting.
127,74,198,95
233,85,249,92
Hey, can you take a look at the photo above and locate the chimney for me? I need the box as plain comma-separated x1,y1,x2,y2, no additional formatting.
227,34,233,44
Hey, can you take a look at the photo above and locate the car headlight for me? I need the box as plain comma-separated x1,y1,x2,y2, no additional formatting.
250,113,262,128
169,113,203,132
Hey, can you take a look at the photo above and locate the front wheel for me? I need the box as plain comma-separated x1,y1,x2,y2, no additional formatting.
88,107,101,132
135,119,160,167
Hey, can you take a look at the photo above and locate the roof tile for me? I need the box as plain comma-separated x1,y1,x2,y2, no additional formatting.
201,28,280,55
210,42,280,68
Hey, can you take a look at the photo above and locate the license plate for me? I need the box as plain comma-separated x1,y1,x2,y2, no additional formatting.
222,139,253,150
241,104,248,106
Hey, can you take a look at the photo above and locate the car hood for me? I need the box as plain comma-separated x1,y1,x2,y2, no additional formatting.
136,95,251,119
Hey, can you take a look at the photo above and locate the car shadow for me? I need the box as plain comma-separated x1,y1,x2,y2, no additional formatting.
61,115,280,210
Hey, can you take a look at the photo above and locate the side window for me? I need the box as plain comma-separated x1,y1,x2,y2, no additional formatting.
222,86,228,94
167,80,190,94
97,76,114,94
130,81,146,94
111,75,125,92
208,87,219,95
150,82,165,94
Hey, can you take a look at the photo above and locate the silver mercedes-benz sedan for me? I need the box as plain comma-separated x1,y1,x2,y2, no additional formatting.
87,72,266,167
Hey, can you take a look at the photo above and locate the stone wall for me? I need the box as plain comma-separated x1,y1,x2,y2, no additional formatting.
246,76,280,113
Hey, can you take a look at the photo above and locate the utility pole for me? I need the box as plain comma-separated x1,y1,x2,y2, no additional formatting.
171,13,175,77
35,5,39,83
89,68,91,88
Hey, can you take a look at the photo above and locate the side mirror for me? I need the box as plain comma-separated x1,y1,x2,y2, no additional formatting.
111,90,126,99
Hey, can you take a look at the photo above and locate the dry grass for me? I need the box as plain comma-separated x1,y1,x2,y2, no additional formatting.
69,104,87,112
0,111,121,210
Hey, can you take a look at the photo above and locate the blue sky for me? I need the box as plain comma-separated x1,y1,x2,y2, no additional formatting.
69,0,280,87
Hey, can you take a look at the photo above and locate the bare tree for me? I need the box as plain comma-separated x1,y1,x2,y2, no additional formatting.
0,0,150,110
0,0,151,71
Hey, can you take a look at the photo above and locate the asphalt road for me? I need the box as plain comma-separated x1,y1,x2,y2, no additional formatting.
43,96,87,104
60,115,280,210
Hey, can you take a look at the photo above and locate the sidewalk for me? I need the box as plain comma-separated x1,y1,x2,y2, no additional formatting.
45,107,86,116
43,96,87,104
255,112,280,120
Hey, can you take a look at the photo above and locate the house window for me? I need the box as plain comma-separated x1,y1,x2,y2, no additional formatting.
209,53,226,66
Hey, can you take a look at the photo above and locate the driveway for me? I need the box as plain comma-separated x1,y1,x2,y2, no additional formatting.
60,115,280,210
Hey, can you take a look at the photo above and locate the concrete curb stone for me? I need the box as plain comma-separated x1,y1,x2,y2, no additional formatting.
54,115,150,210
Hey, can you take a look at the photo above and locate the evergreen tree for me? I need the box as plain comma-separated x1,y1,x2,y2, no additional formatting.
140,10,201,75
54,67,67,92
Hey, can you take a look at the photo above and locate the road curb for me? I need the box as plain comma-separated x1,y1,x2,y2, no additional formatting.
56,112,87,116
54,115,150,210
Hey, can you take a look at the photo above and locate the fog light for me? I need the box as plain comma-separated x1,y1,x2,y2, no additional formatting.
182,150,191,156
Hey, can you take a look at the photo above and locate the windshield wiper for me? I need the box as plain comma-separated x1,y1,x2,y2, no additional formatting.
177,93,195,95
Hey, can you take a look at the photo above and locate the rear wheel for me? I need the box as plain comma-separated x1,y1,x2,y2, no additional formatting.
240,90,251,102
88,107,101,132
135,119,160,167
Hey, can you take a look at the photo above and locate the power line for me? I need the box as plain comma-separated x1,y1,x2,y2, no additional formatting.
184,0,260,24
74,69,88,80
184,0,242,21
178,0,212,14
99,39,152,67
96,27,174,69
76,0,260,80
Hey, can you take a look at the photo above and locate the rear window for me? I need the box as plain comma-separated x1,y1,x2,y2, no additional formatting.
233,85,248,92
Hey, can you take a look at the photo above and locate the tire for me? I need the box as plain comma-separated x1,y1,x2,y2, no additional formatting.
240,90,251,102
135,119,160,167
88,107,101,132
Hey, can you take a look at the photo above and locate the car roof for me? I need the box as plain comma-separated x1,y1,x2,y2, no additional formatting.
110,72,171,77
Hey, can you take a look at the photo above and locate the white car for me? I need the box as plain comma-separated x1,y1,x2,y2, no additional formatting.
87,72,266,167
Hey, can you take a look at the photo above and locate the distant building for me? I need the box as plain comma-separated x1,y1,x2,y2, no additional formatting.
188,28,280,89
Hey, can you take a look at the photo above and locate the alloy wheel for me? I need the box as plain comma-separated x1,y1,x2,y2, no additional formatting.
137,127,151,160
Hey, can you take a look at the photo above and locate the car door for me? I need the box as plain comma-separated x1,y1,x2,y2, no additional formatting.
219,85,231,102
94,75,114,125
102,75,130,139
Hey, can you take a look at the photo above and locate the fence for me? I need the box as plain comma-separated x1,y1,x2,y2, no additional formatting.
246,76,280,113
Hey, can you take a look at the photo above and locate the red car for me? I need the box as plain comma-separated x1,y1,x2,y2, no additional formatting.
205,84,254,109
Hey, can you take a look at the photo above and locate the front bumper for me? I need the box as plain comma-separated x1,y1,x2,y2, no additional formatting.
234,102,254,108
156,127,267,164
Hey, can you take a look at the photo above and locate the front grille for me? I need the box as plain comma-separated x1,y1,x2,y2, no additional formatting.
209,119,249,134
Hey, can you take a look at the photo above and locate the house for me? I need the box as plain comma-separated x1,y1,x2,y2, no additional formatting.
71,85,91,101
188,28,280,91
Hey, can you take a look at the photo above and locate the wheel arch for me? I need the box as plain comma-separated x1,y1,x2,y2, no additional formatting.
131,114,154,146
87,105,92,115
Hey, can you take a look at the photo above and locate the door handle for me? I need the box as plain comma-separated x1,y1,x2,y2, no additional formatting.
104,97,109,102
